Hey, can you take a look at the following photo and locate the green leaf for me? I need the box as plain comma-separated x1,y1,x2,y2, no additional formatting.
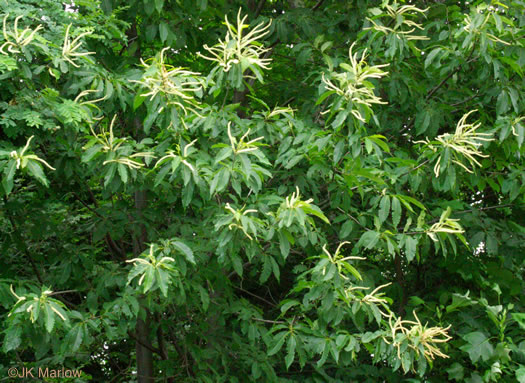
270,256,280,281
156,268,169,297
268,331,287,356
341,262,362,281
316,90,336,106
516,366,525,383
66,325,84,352
44,303,55,333
171,241,195,264
155,164,171,187
154,0,164,13
133,94,146,110
496,91,509,115
404,236,418,263
104,163,117,187
260,256,272,283
301,204,330,224
356,231,380,249
198,285,210,311
278,231,290,258
159,22,169,43
512,313,525,330
339,220,354,239
82,144,102,163
232,254,243,277
378,195,390,224
367,135,390,153
3,326,22,352
408,296,425,306
117,163,128,183
280,300,300,313
460,332,493,363
26,160,48,186
142,266,155,293
446,363,464,381
285,335,296,369
361,331,381,343
391,197,402,229
425,48,441,69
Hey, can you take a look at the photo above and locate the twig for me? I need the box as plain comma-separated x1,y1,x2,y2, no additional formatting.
336,207,370,230
235,286,277,307
128,330,162,356
49,289,78,296
312,0,326,11
456,203,523,215
252,317,286,324
398,159,429,178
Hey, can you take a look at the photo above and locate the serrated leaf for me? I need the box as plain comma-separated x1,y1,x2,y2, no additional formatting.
198,285,210,311
3,326,21,352
156,268,169,297
26,160,48,186
44,303,55,333
391,197,402,228
67,325,84,352
281,300,300,313
356,230,380,250
171,241,195,264
339,220,354,239
260,256,272,283
268,331,287,356
133,94,146,110
378,195,390,224
405,236,418,263
232,254,243,277
82,144,102,163
117,163,128,183
285,335,296,369
425,48,441,69
302,204,330,224
155,163,171,187
460,332,493,363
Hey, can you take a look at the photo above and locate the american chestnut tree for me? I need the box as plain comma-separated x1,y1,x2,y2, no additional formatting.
1,0,524,382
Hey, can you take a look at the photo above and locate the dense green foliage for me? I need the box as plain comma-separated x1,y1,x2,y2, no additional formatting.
1,0,525,381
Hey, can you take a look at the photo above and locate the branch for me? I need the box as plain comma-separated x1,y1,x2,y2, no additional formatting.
71,191,125,259
398,159,430,178
336,207,370,230
235,286,277,307
71,191,102,217
3,196,44,285
49,289,78,296
252,317,286,324
312,0,326,11
128,330,162,356
456,203,524,215
399,46,478,134
394,254,407,315
255,0,266,17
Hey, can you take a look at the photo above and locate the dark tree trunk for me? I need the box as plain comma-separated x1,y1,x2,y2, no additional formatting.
133,189,154,382
135,316,154,383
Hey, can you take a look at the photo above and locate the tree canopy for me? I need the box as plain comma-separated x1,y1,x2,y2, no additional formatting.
1,0,524,382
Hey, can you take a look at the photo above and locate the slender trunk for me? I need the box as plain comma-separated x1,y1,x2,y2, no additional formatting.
136,316,154,383
395,254,407,315
133,189,154,382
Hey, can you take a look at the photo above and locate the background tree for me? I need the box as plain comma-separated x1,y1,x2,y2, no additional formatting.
1,0,524,382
